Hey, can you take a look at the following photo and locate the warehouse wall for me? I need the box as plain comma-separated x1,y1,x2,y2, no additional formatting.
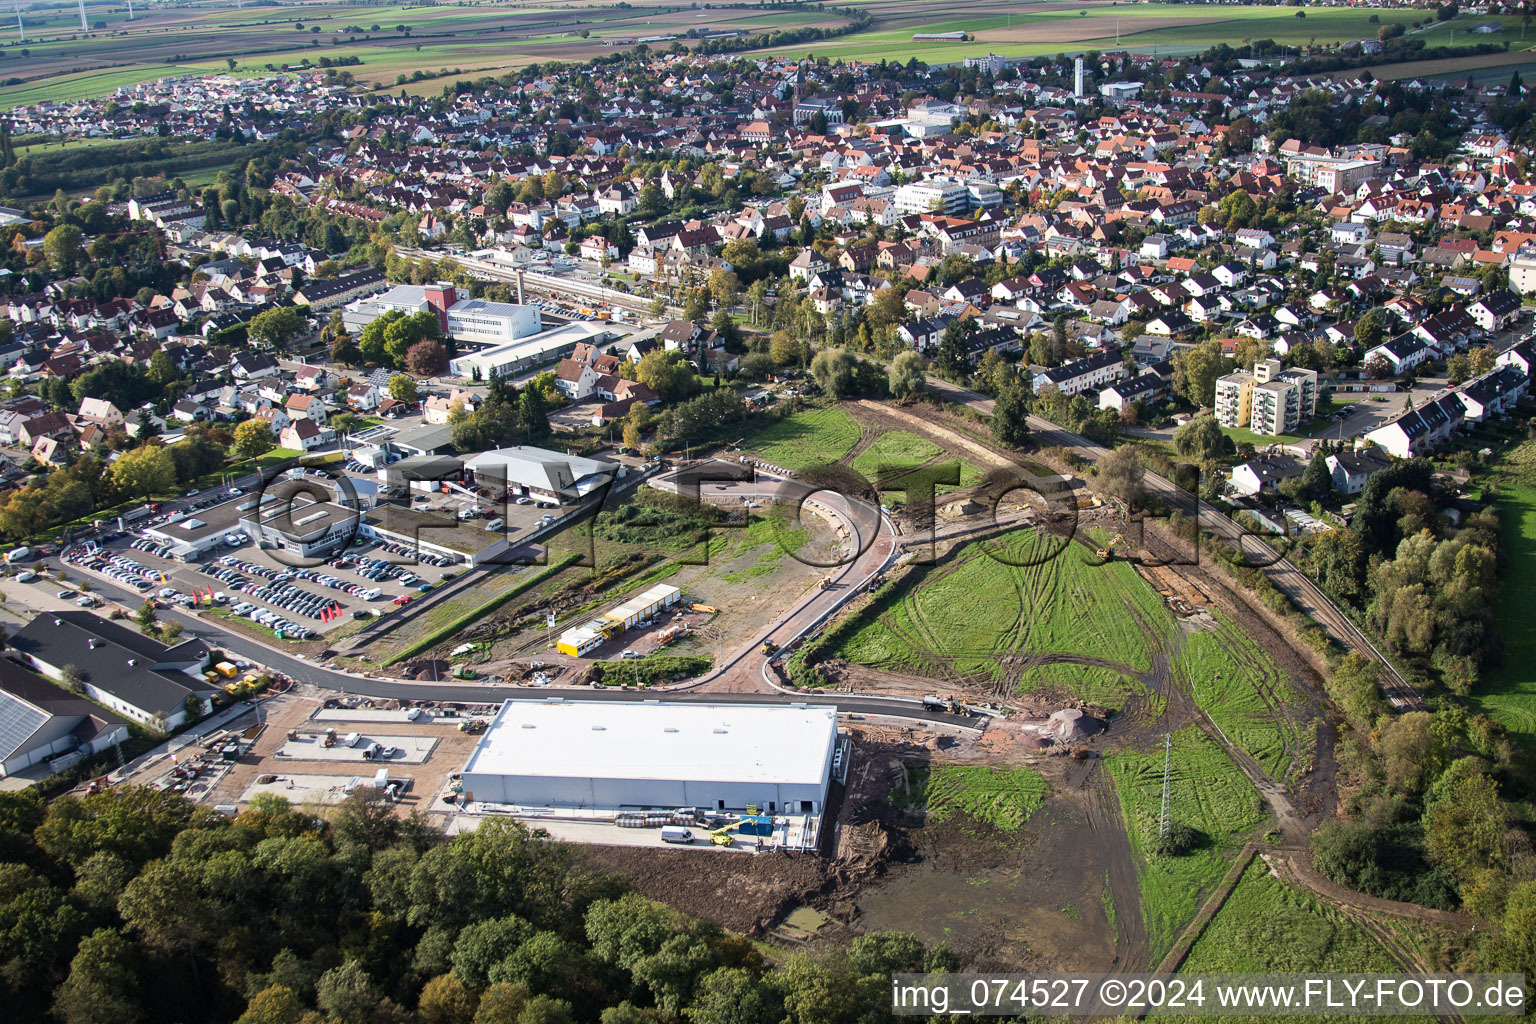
459,773,829,814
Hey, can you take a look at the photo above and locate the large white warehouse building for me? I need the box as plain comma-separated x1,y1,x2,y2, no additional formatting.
460,699,839,815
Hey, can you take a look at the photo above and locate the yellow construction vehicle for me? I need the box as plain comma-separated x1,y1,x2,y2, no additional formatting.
709,821,744,846
1097,533,1124,560
709,815,772,846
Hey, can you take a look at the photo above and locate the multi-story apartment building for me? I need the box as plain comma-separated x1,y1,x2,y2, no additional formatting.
1216,359,1317,435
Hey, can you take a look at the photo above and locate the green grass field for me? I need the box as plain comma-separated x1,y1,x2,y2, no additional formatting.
741,406,861,471
832,527,1169,704
1477,441,1536,741
1178,617,1305,780
850,429,943,479
1181,860,1399,975
766,3,1424,64
1174,861,1414,1024
1108,727,1268,964
891,764,1049,833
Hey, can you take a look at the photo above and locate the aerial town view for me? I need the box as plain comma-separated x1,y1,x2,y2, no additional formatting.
1,0,1536,1020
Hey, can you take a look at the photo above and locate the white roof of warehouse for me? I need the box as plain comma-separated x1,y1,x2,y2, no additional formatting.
463,699,838,786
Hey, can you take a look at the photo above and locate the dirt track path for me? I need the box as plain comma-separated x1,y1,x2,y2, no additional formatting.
1082,760,1151,971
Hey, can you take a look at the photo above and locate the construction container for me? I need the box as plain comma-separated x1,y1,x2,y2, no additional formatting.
556,618,611,657
601,584,682,631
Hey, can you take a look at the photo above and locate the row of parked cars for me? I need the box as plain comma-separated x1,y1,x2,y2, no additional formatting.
74,552,162,593
224,602,316,640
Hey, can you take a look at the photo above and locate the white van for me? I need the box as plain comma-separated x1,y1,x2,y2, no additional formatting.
485,518,505,532
5,546,30,563
359,587,383,601
659,826,694,844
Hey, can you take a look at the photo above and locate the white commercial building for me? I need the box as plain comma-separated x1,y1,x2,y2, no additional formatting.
892,180,970,216
447,321,613,380
460,699,839,815
343,282,542,345
465,444,618,501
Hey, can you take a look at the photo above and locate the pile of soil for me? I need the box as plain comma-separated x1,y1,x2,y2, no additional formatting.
1048,708,1104,742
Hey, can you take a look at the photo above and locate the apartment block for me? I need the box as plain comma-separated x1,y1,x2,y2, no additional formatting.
1214,371,1255,428
1216,360,1317,435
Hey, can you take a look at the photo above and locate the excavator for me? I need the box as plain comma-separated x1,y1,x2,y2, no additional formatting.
1097,533,1124,560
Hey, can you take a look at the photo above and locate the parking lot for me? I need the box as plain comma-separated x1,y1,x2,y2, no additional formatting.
63,529,449,638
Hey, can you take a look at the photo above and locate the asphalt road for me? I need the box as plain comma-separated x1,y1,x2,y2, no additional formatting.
57,532,976,729
923,376,1423,709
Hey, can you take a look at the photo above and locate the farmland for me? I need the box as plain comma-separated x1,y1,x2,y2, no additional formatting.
0,0,1465,109
1178,615,1307,780
1476,440,1536,742
1181,860,1400,976
0,0,856,107
1108,727,1267,963
767,2,1429,65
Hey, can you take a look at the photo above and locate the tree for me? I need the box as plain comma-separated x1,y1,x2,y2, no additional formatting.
809,348,856,397
706,268,739,311
406,339,449,376
315,960,382,1024
621,410,645,451
769,331,805,368
472,984,530,1024
418,973,478,1024
639,182,664,214
1353,310,1385,349
52,927,142,1024
1097,448,1146,508
1363,353,1392,379
888,350,926,399
248,306,306,349
1171,338,1226,407
635,350,694,402
990,381,1030,448
236,985,304,1024
389,374,420,403
146,350,178,386
133,601,158,634
330,330,362,367
110,444,175,501
233,420,276,460
1172,415,1234,460
43,224,84,274
935,323,967,378
60,664,84,694
517,388,551,442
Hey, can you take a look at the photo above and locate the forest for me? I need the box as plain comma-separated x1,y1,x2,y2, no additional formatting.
0,785,956,1024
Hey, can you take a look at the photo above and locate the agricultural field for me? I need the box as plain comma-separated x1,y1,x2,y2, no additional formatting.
1476,441,1536,742
0,0,855,107
767,1,1427,65
740,405,862,471
1108,726,1267,963
1181,860,1400,975
830,527,1172,704
0,0,1461,108
891,764,1050,833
